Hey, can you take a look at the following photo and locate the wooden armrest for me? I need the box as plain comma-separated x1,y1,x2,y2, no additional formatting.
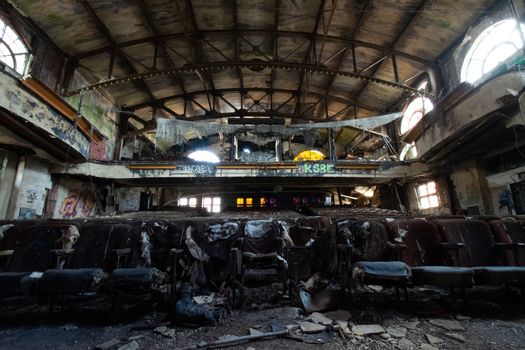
494,243,525,249
387,242,407,250
0,250,14,257
49,249,75,256
440,242,465,250
112,248,131,256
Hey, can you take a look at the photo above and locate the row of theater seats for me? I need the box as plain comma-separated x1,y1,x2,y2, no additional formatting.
337,217,525,299
3,214,522,310
0,216,326,309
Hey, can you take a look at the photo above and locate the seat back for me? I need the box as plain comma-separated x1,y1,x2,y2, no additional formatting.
283,217,318,247
8,223,79,272
336,218,389,261
243,220,279,255
70,222,137,271
384,219,443,267
490,218,525,266
433,219,498,267
143,219,185,271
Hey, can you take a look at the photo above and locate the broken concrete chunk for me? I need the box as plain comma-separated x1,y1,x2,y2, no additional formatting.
420,344,439,350
309,312,333,326
95,338,121,350
387,327,407,338
324,310,351,321
368,285,384,292
403,321,420,330
381,333,392,339
335,320,351,336
429,319,465,331
445,333,466,342
398,338,416,350
153,326,168,334
299,321,326,334
249,328,265,336
193,294,215,304
127,334,146,341
286,324,299,331
117,341,139,350
218,335,240,342
454,314,471,321
162,328,176,338
425,333,444,345
351,324,385,336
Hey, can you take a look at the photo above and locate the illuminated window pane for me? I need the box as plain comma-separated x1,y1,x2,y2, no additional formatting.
325,196,332,205
269,197,278,207
236,197,244,208
293,150,326,161
293,197,300,205
462,19,525,84
187,150,220,163
417,184,428,197
260,197,266,207
179,197,188,206
0,19,29,74
429,195,440,208
188,197,197,208
246,198,253,208
417,181,440,210
400,96,434,135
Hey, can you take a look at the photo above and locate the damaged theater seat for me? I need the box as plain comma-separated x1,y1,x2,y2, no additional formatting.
489,218,525,266
384,219,474,296
241,220,285,288
39,222,139,306
0,222,80,301
339,218,411,300
434,219,525,290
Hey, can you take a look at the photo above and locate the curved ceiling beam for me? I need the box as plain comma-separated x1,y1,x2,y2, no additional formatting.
67,61,433,97
71,29,429,65
125,87,378,112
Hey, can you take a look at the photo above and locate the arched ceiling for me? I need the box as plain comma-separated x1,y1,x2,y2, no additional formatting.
11,0,494,127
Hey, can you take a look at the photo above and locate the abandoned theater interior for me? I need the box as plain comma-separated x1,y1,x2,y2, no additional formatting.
3,0,525,349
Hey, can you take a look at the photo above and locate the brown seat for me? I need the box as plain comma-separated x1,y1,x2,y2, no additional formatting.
433,219,525,287
489,218,525,266
384,219,474,288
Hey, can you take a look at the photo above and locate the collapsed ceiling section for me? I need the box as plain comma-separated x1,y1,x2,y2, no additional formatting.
10,0,494,155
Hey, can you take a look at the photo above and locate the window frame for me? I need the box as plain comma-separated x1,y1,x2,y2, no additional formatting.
0,18,30,76
461,19,525,85
415,181,440,210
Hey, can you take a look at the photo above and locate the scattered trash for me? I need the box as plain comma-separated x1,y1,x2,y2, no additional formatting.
324,310,351,321
309,312,333,326
429,319,465,331
95,338,121,350
425,333,444,345
175,329,289,350
299,321,326,334
351,324,385,336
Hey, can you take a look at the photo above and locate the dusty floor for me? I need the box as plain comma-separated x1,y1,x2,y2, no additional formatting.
1,287,525,350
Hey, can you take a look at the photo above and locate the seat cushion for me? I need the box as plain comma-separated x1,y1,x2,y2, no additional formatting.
0,272,41,298
40,268,107,295
352,261,410,285
110,267,163,287
411,266,473,287
473,266,525,285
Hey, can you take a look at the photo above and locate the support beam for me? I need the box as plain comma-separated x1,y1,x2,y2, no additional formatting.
77,0,156,101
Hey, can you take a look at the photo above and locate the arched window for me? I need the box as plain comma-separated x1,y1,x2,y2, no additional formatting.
187,150,220,163
461,19,525,84
399,96,434,135
293,149,325,161
399,142,418,161
0,19,29,75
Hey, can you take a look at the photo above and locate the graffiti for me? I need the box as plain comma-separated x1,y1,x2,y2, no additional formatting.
300,163,335,175
25,189,38,204
183,164,217,177
0,74,90,157
89,140,107,161
60,189,96,219
18,207,36,219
